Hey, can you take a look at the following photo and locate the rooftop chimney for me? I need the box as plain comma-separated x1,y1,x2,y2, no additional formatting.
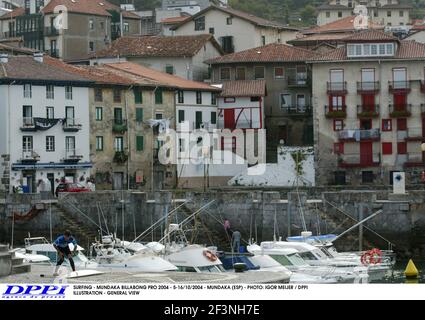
0,54,8,63
33,52,44,63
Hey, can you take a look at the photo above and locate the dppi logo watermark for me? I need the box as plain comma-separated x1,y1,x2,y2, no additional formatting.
2,285,68,299
52,5,68,31
353,5,369,30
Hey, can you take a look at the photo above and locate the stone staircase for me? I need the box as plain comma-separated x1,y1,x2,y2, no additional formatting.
53,204,99,247
0,244,31,277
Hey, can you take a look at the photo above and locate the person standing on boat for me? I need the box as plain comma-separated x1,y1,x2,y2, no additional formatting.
232,230,241,253
53,230,78,276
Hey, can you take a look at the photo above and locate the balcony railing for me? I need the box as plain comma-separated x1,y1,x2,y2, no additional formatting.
3,31,16,38
21,150,40,163
113,151,128,163
287,75,309,87
338,129,381,142
388,81,411,93
389,104,412,118
44,26,59,36
327,82,347,94
357,105,380,118
63,149,83,162
357,81,380,93
325,105,347,118
405,128,425,141
405,152,424,168
62,118,82,132
20,117,36,131
282,106,312,116
112,119,128,133
338,152,381,168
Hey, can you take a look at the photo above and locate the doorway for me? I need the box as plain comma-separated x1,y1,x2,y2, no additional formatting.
113,172,124,190
47,173,55,195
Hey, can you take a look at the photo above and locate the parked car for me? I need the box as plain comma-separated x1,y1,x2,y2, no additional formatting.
55,183,91,197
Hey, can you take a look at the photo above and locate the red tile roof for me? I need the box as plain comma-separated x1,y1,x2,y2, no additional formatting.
161,16,189,24
218,80,266,97
105,62,221,91
0,7,24,20
206,43,320,64
310,40,425,62
304,16,383,34
42,0,140,18
172,5,299,31
92,34,223,59
343,29,398,42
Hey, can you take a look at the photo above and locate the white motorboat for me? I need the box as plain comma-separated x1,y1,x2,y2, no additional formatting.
247,243,368,283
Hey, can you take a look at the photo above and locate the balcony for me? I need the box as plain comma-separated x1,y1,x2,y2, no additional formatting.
20,117,36,132
282,106,312,117
112,119,128,133
44,26,59,37
327,82,347,95
357,105,380,118
357,81,380,94
21,150,40,163
62,118,82,132
338,129,381,142
63,149,83,163
389,104,412,118
287,75,309,87
338,153,381,168
405,128,425,141
405,152,424,168
113,151,128,164
388,81,411,93
325,105,347,119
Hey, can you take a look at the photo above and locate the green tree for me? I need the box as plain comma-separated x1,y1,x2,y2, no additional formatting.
300,5,316,24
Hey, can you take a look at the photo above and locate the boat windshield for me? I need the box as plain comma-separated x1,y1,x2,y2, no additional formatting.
298,251,319,261
197,265,223,273
319,246,335,258
177,266,197,272
286,253,309,266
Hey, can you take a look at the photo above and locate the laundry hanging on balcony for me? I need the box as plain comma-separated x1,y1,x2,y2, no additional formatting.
145,119,171,134
33,118,61,131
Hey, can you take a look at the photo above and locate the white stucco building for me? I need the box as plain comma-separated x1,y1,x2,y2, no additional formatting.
0,53,92,193
170,5,299,53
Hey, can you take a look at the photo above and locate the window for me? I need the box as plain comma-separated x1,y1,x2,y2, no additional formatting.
23,136,33,152
136,108,144,123
333,119,344,131
155,89,163,104
89,19,94,30
46,136,55,152
136,136,144,152
96,136,103,151
330,69,343,85
334,142,344,154
179,139,185,152
360,119,372,130
65,86,73,100
134,88,143,104
382,142,392,155
347,43,394,57
387,11,391,17
330,95,345,110
23,106,32,123
114,108,123,124
251,97,260,102
46,85,54,99
382,119,392,131
23,84,32,98
224,97,235,103
362,171,374,184
209,27,215,34
196,91,202,104
89,41,94,52
65,136,75,152
254,66,265,79
100,21,104,29
274,67,284,79
338,11,342,18
113,89,121,103
156,113,163,120
397,142,407,155
123,22,129,33
211,93,217,105
195,111,202,129
220,68,231,80
221,36,234,54
46,107,54,119
114,137,124,152
236,67,245,80
280,94,292,109
194,16,205,31
177,90,184,104
334,171,346,185
226,17,232,25
94,88,103,102
326,12,330,18
95,107,103,121
211,112,217,125
262,36,266,46
165,65,174,75
397,118,407,131
399,11,404,17
178,110,185,123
